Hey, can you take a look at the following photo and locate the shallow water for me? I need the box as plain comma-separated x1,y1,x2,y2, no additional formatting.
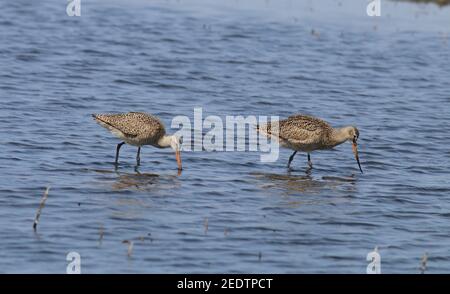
0,0,450,273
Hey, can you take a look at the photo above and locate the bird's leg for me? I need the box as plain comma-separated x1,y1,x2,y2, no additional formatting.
307,153,313,169
115,142,125,164
287,151,297,168
136,147,141,166
134,165,140,174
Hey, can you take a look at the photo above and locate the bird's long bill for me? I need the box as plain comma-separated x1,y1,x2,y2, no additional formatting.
352,141,363,174
175,150,182,171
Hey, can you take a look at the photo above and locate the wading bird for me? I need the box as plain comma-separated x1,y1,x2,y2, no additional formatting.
92,112,182,170
258,114,363,173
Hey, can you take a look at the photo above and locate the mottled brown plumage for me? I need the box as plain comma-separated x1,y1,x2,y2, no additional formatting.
92,112,166,146
92,112,182,169
259,114,362,172
262,114,336,152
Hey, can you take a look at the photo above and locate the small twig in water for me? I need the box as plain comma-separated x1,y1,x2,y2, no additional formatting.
122,240,134,257
204,218,208,235
99,225,104,246
420,253,428,274
33,187,50,231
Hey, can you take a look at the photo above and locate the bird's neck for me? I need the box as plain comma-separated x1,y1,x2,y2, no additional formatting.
330,128,350,147
157,135,172,148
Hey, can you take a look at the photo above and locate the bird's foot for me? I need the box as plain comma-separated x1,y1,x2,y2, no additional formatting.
288,166,299,174
305,162,313,175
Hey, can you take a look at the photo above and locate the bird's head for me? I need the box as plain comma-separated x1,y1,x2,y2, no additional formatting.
343,126,359,143
343,126,363,173
170,135,183,152
170,135,183,171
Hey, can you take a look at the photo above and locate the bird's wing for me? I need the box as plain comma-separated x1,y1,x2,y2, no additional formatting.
92,112,166,141
263,115,332,145
128,112,166,140
92,114,138,138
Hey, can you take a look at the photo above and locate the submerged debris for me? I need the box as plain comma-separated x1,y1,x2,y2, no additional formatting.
99,225,104,246
310,29,320,38
137,233,152,242
420,253,428,274
204,218,209,235
122,240,134,257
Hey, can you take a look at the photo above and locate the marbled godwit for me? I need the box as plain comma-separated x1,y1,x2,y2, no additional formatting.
258,114,363,173
92,112,182,170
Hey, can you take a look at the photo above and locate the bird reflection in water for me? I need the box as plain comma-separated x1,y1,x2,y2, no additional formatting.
251,172,357,207
112,170,160,191
92,167,183,219
93,167,180,192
